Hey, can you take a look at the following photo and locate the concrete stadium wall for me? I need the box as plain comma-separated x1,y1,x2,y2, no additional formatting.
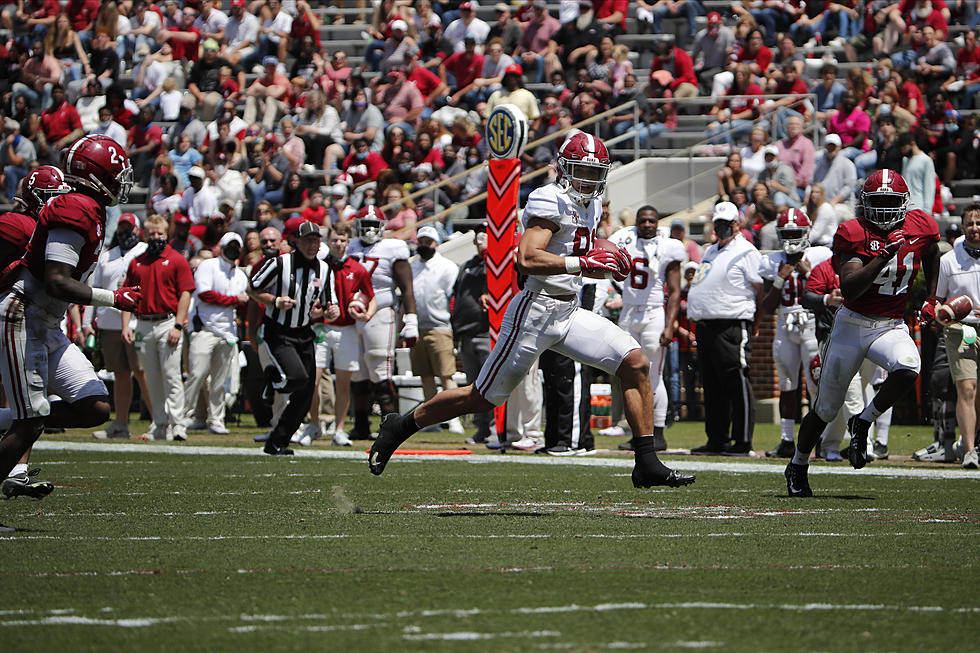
607,157,726,218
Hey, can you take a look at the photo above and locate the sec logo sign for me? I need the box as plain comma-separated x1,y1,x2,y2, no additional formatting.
486,104,528,160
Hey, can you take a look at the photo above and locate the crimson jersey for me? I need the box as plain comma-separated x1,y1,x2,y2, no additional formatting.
0,211,36,271
805,258,839,295
832,209,939,319
325,256,374,327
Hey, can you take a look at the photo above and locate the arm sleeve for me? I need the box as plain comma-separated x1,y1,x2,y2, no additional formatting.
199,290,240,306
45,227,87,267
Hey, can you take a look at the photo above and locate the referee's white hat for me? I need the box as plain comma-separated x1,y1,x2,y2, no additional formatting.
712,202,739,222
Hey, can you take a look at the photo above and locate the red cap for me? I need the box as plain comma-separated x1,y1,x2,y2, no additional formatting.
230,0,245,6
707,11,722,24
173,212,191,225
283,216,304,238
118,213,138,227
504,63,523,76
459,1,474,9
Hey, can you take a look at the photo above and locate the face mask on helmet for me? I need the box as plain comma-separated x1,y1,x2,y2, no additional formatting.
558,159,609,204
357,218,384,245
862,190,907,231
778,226,810,254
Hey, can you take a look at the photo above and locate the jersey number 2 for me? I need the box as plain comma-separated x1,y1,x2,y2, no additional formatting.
873,252,915,296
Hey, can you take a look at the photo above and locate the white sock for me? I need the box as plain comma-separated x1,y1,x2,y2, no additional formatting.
875,408,892,445
0,408,11,432
791,449,809,466
859,401,884,423
9,463,28,478
780,418,795,442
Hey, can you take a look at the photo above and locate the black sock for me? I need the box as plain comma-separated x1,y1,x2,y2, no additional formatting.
354,410,370,435
654,426,664,438
633,436,671,475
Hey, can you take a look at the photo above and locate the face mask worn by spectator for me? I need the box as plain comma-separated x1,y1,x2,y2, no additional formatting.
222,244,241,261
714,221,734,240
146,237,167,257
117,230,140,251
417,245,435,260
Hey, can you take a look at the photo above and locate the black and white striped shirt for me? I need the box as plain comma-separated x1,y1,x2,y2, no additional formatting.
250,252,331,329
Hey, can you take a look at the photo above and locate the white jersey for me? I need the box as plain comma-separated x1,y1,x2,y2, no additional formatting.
758,245,833,316
609,227,687,308
522,183,601,297
346,237,410,309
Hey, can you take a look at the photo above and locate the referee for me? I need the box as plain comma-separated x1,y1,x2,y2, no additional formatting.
248,221,331,455
686,202,763,456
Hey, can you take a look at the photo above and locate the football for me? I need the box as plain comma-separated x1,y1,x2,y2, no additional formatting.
348,291,368,314
938,294,974,324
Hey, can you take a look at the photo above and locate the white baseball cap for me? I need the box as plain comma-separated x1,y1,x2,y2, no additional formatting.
187,166,206,179
712,201,739,222
219,232,243,247
417,225,441,244
824,133,842,147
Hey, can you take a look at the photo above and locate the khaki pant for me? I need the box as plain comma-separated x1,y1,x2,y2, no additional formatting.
135,316,187,437
674,82,698,98
183,329,237,429
244,95,286,131
181,91,224,121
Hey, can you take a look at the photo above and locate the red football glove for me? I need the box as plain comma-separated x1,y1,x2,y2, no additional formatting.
610,247,633,282
579,248,619,275
878,229,905,259
920,296,937,327
113,286,141,311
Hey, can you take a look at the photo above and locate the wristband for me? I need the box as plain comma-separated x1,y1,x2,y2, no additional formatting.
564,257,582,274
173,323,184,331
772,276,786,290
823,294,830,305
90,288,115,307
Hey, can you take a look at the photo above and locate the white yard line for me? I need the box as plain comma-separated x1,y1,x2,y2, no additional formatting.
30,440,980,480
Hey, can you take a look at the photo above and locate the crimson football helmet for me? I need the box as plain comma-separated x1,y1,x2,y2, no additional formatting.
61,134,133,206
776,208,811,255
355,205,386,245
860,169,909,232
556,131,611,204
17,165,71,217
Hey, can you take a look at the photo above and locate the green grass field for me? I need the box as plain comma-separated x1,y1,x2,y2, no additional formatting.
2,418,977,652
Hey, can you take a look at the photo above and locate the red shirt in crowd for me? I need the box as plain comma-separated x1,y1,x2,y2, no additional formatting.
129,122,165,157
25,0,59,20
168,25,202,61
325,256,374,327
408,64,442,99
593,0,628,31
40,100,82,143
721,83,763,118
651,47,697,89
736,45,773,71
773,76,810,116
301,205,327,225
125,245,197,315
957,45,980,81
341,150,389,185
442,52,485,91
65,0,99,32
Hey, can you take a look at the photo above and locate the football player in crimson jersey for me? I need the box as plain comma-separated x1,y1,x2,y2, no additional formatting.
345,205,418,440
785,169,940,497
758,209,832,459
0,166,71,500
369,132,695,489
608,205,687,451
0,136,141,529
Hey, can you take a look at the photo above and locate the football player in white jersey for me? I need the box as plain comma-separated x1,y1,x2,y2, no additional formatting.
609,205,687,451
369,132,695,489
758,209,832,458
346,205,418,439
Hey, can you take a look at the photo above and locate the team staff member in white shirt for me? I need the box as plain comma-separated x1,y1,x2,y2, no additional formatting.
84,213,149,439
935,203,980,470
183,232,249,435
410,225,464,435
686,202,763,456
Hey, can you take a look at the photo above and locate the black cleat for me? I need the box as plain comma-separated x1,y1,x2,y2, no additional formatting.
723,442,752,456
766,440,796,458
369,413,410,476
846,416,872,469
631,465,696,488
785,462,813,497
263,443,294,456
691,442,727,455
2,469,54,500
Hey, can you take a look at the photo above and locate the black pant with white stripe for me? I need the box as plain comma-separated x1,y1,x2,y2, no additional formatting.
539,349,593,451
264,321,316,448
696,319,755,450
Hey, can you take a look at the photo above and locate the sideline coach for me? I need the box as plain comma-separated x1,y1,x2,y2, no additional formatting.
686,202,763,456
248,221,330,455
